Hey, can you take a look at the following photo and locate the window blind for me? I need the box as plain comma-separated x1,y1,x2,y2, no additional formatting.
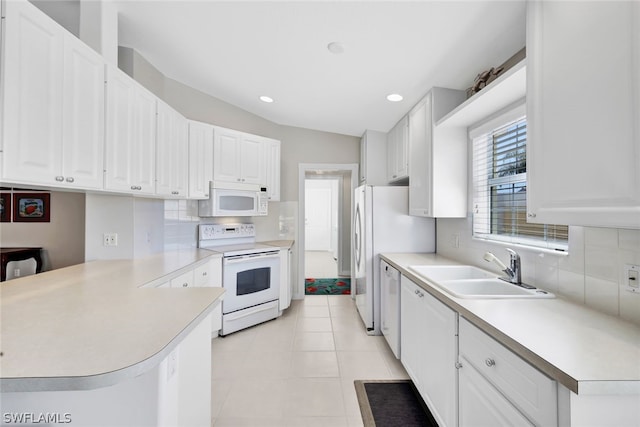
472,115,568,249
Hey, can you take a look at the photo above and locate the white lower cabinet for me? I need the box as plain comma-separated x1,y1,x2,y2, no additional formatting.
193,257,223,336
458,317,557,427
400,276,458,427
458,354,534,427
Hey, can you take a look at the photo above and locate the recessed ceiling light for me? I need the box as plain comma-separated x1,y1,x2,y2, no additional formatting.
259,96,274,103
386,93,404,102
327,42,344,54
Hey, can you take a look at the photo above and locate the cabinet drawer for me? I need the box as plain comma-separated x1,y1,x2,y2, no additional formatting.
170,270,194,288
459,318,557,427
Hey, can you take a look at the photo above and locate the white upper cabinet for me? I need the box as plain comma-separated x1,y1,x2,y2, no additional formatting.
409,88,467,218
212,127,243,183
105,65,157,195
61,33,106,189
187,121,214,199
387,116,409,183
360,130,387,185
156,100,189,198
1,0,104,189
239,134,264,185
262,138,281,201
213,126,280,192
526,1,640,228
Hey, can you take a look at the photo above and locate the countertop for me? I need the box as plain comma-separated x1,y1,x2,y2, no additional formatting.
0,249,225,392
380,253,640,396
259,240,295,249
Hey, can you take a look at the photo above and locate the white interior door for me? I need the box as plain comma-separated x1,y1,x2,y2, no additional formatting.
305,180,333,250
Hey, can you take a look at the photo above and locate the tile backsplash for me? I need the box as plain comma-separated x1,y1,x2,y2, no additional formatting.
437,217,640,325
163,200,298,250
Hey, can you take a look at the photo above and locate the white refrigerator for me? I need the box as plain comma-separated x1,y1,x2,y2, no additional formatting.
353,185,435,335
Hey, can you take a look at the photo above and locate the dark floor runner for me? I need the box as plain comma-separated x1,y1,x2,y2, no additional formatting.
354,380,438,427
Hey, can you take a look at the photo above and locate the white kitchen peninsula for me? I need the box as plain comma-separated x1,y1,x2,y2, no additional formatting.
0,250,224,426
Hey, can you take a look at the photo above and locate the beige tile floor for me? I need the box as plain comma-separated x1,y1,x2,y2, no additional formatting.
211,295,409,426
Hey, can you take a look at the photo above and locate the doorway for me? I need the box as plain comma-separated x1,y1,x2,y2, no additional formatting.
305,177,340,278
297,163,358,299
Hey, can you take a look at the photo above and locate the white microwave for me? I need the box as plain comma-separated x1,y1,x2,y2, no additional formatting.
198,182,268,217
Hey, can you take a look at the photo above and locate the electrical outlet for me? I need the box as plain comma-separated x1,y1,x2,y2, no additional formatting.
624,264,639,293
103,233,118,246
450,234,460,249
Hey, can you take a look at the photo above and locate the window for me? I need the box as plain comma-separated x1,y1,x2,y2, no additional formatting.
471,103,568,250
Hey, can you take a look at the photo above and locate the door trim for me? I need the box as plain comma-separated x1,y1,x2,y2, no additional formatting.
297,163,359,300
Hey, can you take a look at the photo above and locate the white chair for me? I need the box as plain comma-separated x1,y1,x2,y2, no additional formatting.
5,258,38,280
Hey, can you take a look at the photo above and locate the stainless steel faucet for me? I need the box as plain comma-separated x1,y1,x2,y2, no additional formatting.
504,248,521,285
483,248,523,285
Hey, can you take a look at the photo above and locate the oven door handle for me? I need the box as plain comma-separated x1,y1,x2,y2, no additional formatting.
224,252,280,264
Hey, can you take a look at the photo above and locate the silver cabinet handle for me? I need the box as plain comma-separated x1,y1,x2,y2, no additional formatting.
527,212,537,218
131,185,137,190
182,283,188,288
55,176,64,182
485,358,496,367
202,271,207,276
66,177,74,183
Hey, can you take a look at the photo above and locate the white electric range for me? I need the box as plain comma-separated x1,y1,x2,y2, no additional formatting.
198,224,281,335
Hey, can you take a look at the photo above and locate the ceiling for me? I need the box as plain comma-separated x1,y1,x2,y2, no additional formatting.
115,1,526,137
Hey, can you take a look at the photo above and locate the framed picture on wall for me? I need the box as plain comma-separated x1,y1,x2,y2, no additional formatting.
13,193,51,223
0,193,11,222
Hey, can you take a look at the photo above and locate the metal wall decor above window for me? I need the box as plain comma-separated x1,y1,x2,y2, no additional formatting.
471,102,568,250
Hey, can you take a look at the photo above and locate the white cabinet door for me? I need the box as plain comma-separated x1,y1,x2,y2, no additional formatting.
263,138,281,201
105,66,135,192
61,33,105,189
400,276,458,427
394,116,409,180
409,95,432,217
131,87,157,195
421,286,458,427
1,0,63,185
400,276,428,391
213,127,242,183
526,1,640,228
105,65,156,195
408,88,467,218
188,121,214,199
387,117,409,183
156,100,188,198
360,130,387,185
239,135,263,185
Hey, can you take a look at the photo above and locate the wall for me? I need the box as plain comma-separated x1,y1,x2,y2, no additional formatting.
85,194,165,261
0,191,85,270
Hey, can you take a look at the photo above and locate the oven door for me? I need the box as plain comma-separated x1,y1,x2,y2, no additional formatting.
222,251,280,313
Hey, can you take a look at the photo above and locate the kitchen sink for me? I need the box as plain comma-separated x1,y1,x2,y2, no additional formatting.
408,265,555,299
